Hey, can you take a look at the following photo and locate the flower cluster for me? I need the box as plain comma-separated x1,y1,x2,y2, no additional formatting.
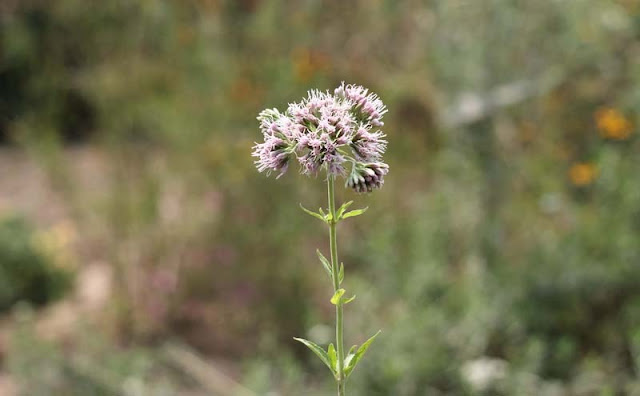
253,83,389,192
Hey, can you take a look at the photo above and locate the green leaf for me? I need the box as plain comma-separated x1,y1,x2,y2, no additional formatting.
336,201,354,219
293,337,334,375
327,343,337,373
342,207,368,219
344,345,358,368
344,330,381,377
338,262,344,284
319,207,334,223
316,249,332,278
300,204,326,222
330,288,354,305
342,295,356,305
330,288,346,305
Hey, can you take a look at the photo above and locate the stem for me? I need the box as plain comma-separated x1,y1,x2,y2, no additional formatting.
328,176,346,396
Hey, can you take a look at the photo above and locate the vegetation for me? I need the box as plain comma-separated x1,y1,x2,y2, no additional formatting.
0,0,639,394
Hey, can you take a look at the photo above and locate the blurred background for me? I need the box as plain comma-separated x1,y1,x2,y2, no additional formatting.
0,0,639,395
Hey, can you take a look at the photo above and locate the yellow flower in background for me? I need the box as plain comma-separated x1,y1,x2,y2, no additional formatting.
32,220,77,270
595,107,633,140
569,163,597,187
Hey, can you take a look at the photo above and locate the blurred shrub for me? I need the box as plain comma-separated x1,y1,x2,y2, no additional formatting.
0,215,72,311
7,308,178,396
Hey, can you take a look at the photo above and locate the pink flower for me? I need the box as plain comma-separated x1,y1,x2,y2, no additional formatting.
254,83,389,192
345,162,389,193
334,82,387,127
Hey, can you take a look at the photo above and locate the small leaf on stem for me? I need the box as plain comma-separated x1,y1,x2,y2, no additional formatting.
342,295,356,305
316,249,332,278
330,288,346,305
342,207,368,219
336,201,354,219
344,345,358,368
300,204,327,223
344,330,382,377
327,343,337,372
338,262,344,285
293,337,335,376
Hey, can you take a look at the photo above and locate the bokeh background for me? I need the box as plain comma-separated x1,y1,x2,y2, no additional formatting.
1,0,640,395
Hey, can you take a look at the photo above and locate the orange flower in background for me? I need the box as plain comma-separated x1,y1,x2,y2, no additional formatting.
569,163,597,187
595,107,633,140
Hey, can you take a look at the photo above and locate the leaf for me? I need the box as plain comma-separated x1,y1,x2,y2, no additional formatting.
330,288,346,305
319,207,334,223
327,343,337,373
342,207,368,219
316,250,333,278
300,204,326,222
336,201,354,219
293,337,334,375
338,262,344,285
344,345,358,368
344,330,381,378
342,295,356,305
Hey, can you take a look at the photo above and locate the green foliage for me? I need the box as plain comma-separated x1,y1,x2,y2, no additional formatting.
336,201,354,219
293,337,337,379
340,207,368,221
316,249,333,279
344,331,381,379
0,215,72,311
7,310,179,396
328,343,338,373
301,204,328,223
330,289,345,305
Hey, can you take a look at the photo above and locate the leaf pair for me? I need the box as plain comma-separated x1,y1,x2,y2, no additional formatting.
293,331,381,381
330,288,355,305
344,330,381,378
300,204,331,223
293,338,338,380
300,202,368,224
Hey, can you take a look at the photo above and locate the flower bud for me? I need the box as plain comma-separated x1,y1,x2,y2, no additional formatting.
346,162,389,193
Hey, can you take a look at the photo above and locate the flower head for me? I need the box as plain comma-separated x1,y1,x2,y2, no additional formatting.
350,125,387,162
252,134,291,178
595,107,633,140
334,82,387,127
346,162,389,193
569,162,597,187
253,83,389,192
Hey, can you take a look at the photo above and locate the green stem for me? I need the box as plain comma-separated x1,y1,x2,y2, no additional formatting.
328,176,346,396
